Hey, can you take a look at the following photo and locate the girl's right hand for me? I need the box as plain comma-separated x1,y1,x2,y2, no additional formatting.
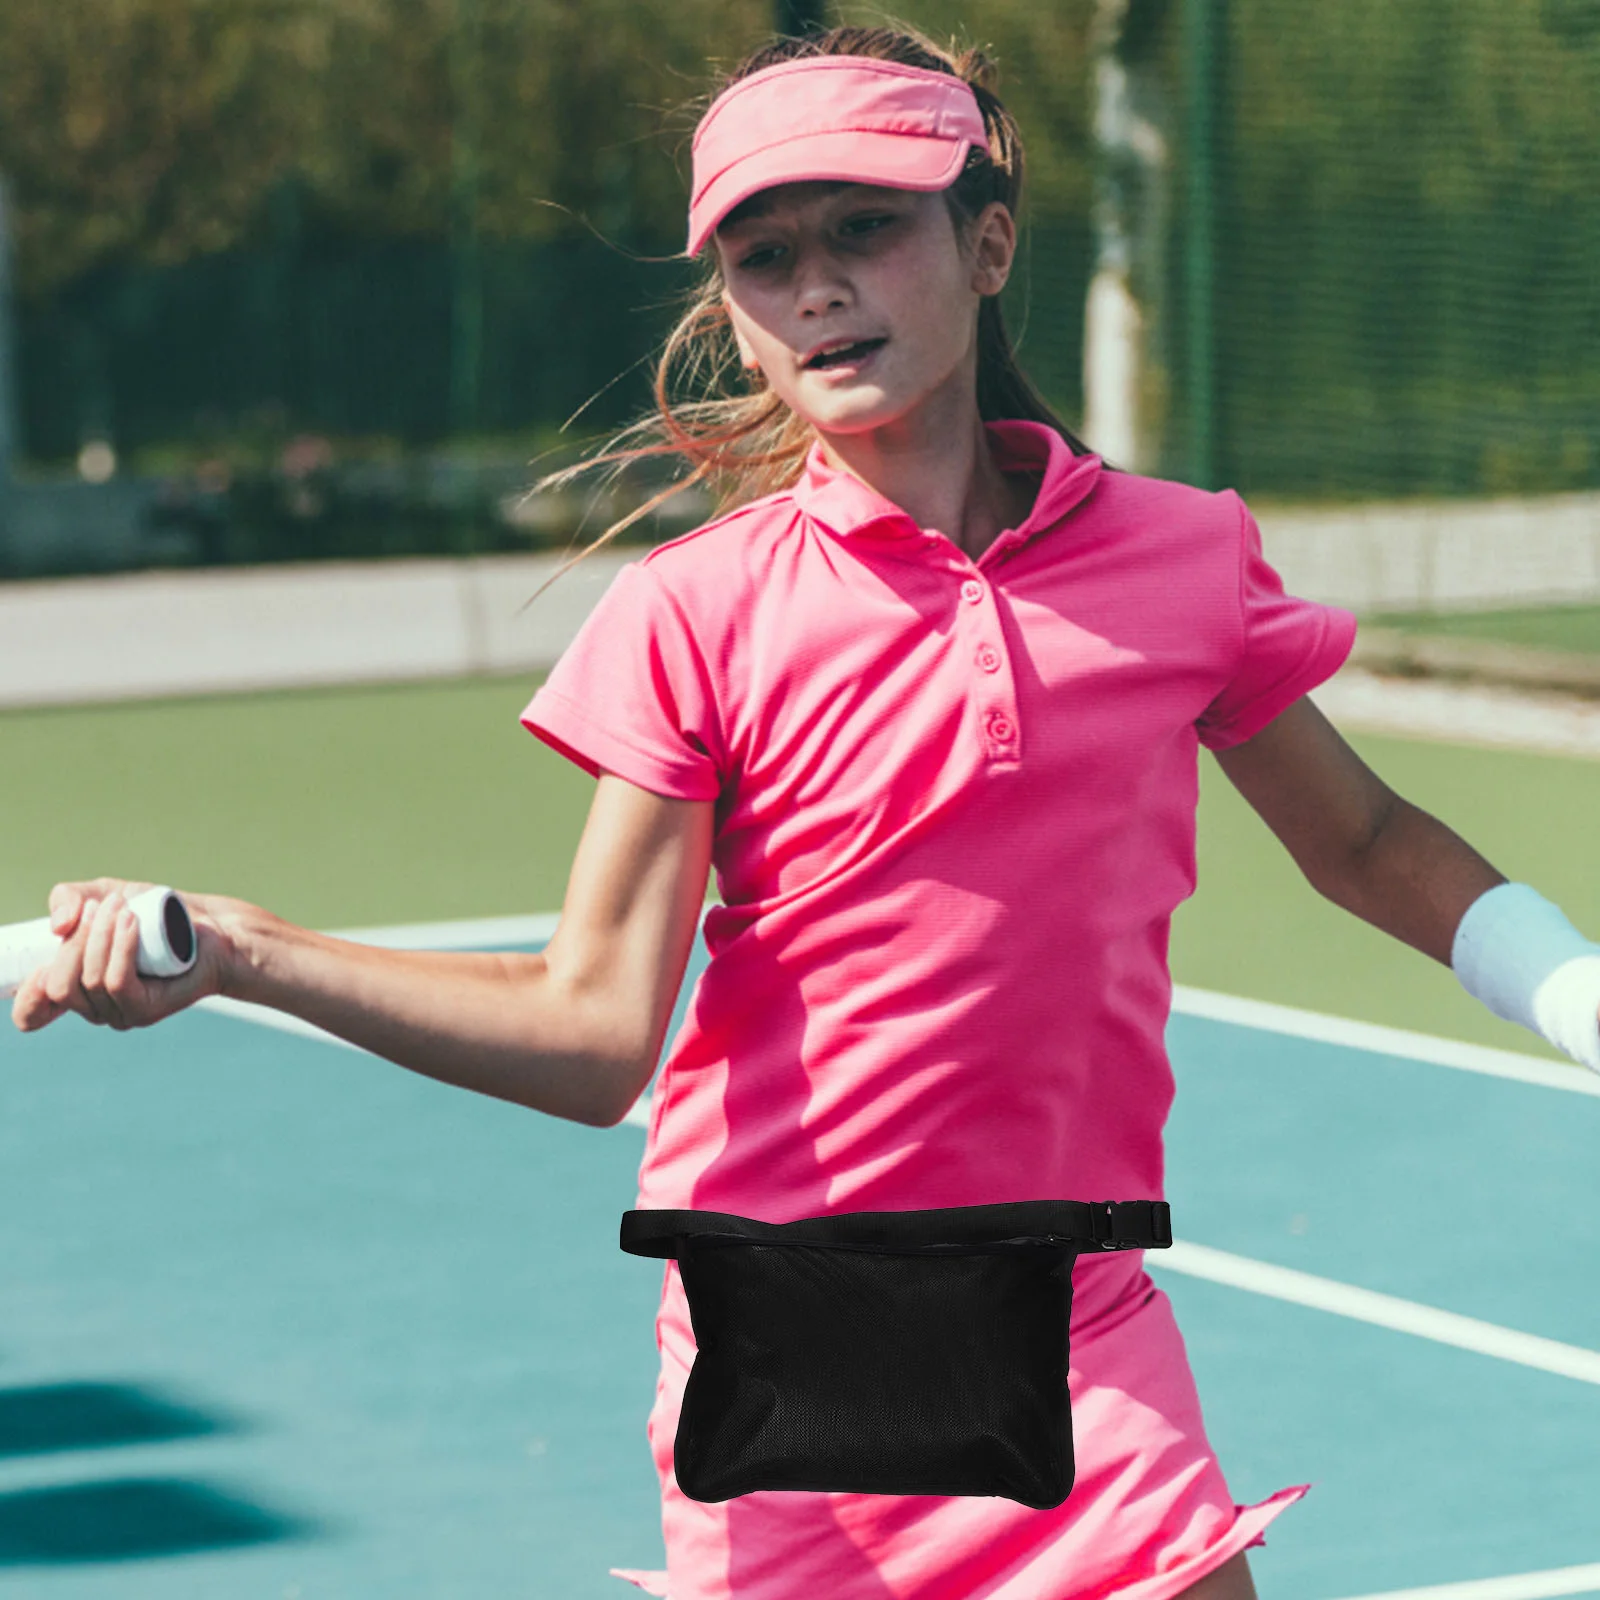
10,878,255,1034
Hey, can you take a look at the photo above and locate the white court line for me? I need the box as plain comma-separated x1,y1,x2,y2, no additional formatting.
192,906,1600,1097
196,993,369,1051
192,911,563,1050
194,910,1600,1382
1172,985,1600,1098
318,911,561,948
193,913,1600,1112
1319,1560,1600,1600
1151,1241,1600,1386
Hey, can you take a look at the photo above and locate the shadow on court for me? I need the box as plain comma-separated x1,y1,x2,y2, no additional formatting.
0,1476,313,1565
0,1381,226,1458
0,1382,320,1565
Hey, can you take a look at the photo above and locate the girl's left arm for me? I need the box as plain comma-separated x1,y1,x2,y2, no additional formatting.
1209,695,1505,965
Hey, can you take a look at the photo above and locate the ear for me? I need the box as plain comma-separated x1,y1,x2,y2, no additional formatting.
721,289,762,371
968,201,1017,298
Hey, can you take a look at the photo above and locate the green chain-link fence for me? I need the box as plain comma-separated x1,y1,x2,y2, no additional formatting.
9,0,1597,570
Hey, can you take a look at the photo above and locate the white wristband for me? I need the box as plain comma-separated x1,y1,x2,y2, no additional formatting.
1452,882,1600,1072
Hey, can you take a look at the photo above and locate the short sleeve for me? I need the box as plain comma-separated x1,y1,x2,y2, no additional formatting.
1195,496,1358,751
519,559,725,800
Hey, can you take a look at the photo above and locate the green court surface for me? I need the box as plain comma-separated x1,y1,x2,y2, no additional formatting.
3,669,1599,1057
1364,603,1600,656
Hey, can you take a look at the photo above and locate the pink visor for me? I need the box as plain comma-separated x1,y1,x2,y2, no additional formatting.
687,57,988,257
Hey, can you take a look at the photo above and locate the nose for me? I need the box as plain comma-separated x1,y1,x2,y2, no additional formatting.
792,244,852,318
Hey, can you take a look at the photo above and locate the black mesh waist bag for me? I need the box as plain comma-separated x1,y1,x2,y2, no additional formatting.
619,1198,1172,1509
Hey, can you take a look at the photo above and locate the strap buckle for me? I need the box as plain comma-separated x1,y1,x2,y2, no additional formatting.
1090,1201,1169,1250
1089,1202,1121,1250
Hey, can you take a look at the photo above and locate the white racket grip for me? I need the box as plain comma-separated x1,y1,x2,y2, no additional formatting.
0,886,197,999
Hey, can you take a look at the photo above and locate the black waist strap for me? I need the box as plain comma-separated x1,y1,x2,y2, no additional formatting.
620,1199,1172,1259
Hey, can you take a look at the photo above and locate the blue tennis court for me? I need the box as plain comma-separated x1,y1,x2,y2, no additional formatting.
2,914,1597,1600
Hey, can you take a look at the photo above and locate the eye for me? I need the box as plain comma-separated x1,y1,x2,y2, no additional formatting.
841,213,896,237
736,243,784,271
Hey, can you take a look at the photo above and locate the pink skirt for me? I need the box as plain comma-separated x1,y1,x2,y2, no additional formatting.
611,1250,1308,1600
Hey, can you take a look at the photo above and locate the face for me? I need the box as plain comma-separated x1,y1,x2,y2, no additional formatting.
715,181,1015,440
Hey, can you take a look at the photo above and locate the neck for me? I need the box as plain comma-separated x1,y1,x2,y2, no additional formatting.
813,370,1031,557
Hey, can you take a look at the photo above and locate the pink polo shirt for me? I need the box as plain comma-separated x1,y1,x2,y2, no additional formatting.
521,420,1353,1599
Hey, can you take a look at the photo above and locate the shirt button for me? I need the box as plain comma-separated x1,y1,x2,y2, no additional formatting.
960,579,983,604
977,646,1002,673
988,713,1014,741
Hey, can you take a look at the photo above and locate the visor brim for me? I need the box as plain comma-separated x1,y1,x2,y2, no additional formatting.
687,129,974,257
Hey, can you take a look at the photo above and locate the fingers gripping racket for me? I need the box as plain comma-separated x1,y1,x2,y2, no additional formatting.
0,886,198,999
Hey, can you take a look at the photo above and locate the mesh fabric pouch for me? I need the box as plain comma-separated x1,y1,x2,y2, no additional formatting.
620,1198,1171,1509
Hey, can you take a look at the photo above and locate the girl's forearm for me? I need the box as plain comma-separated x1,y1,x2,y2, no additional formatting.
1320,795,1505,966
220,906,634,1126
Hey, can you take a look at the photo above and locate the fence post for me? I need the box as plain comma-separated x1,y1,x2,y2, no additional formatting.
1085,0,1173,475
0,176,16,574
448,0,485,556
449,0,484,446
1182,0,1223,490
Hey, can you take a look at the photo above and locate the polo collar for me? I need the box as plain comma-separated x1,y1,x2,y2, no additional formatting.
790,420,1103,548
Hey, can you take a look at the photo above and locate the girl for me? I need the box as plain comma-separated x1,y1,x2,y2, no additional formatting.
15,24,1600,1600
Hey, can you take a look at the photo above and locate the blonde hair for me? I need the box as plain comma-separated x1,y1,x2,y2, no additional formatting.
520,22,1090,610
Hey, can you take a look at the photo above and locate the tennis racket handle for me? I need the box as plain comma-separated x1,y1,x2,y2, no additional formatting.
0,886,198,999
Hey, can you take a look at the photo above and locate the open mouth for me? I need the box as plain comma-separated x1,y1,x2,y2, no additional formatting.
805,337,887,370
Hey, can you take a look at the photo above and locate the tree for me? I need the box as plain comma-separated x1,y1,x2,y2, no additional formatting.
0,0,325,294
0,0,779,297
